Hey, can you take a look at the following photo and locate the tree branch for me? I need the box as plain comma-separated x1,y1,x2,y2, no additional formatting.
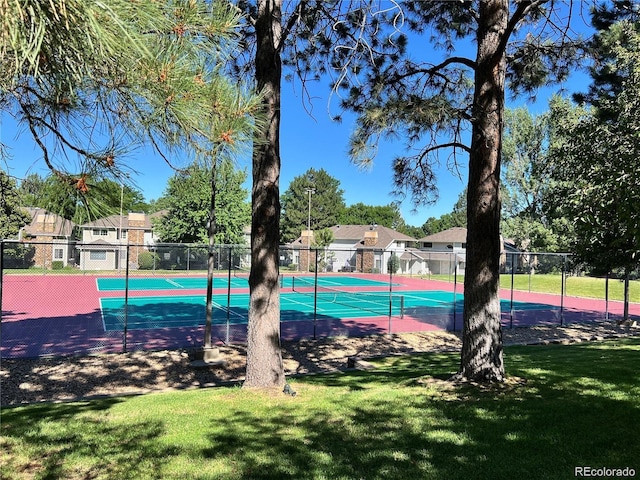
390,56,476,84
421,141,471,157
280,1,306,51
493,0,543,66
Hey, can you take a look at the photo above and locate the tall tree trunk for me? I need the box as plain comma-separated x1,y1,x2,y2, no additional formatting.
458,0,507,383
244,0,285,388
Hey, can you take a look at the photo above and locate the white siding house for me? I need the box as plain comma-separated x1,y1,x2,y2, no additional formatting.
412,227,468,275
77,212,162,270
403,227,520,275
288,224,417,274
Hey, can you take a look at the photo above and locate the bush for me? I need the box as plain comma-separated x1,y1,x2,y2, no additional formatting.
3,244,35,268
138,251,159,270
387,254,400,274
51,261,64,270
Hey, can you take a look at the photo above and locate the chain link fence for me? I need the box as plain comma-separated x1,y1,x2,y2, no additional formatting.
2,240,638,359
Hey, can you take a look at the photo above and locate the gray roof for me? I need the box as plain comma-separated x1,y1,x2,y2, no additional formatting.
418,227,467,243
333,225,416,247
291,224,417,249
290,225,416,249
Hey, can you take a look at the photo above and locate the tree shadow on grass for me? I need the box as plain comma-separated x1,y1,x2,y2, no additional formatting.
199,339,640,479
2,340,639,479
1,400,179,479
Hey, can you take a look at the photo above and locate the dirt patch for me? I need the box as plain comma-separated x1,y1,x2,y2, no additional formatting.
2,322,638,406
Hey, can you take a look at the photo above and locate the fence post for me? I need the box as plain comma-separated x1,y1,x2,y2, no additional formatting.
313,249,318,339
0,240,4,324
510,253,515,329
560,254,566,326
226,247,232,344
122,245,130,352
453,262,458,332
388,261,393,334
605,272,610,322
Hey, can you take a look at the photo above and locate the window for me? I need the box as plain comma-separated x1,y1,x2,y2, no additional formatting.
92,229,108,236
424,242,433,248
462,243,467,249
90,250,107,261
54,248,64,259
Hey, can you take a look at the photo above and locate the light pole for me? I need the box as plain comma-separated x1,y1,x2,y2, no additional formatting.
305,188,315,272
118,183,124,272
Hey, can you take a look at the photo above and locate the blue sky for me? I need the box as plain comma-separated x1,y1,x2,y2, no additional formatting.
0,78,583,228
1,6,593,229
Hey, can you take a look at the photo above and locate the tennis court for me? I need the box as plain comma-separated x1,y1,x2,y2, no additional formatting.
4,272,629,358
97,276,244,291
99,287,554,332
100,291,404,332
95,274,395,291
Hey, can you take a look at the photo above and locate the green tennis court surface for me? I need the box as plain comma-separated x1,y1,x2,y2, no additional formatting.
99,290,553,331
400,290,554,311
96,275,395,291
97,276,237,291
100,290,403,331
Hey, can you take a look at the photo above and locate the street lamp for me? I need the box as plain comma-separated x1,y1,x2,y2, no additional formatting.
305,188,315,272
118,183,124,272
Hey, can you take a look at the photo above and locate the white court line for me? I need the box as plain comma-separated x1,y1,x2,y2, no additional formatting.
99,298,107,331
284,295,330,312
285,292,386,317
397,293,456,307
213,302,247,319
166,278,184,288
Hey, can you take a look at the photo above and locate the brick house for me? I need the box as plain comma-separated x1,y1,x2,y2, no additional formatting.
19,208,76,268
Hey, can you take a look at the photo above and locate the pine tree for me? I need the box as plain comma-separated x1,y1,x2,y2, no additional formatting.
2,0,260,218
237,0,590,385
286,0,588,382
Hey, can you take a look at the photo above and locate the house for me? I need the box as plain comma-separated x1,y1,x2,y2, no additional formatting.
19,208,76,268
405,227,520,275
77,212,162,270
411,226,468,275
289,224,417,274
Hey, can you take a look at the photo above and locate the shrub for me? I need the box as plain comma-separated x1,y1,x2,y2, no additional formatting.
387,254,400,274
51,261,64,270
138,251,159,270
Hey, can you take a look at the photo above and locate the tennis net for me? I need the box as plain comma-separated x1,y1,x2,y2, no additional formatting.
232,265,251,279
292,276,404,318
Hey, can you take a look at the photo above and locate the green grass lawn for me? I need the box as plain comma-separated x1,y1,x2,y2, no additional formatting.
424,273,640,303
3,338,639,479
